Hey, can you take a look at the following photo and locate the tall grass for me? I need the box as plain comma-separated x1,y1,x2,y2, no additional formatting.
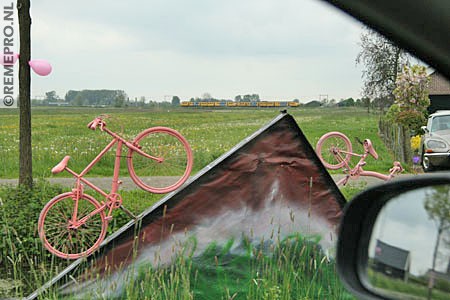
0,181,69,298
56,235,354,300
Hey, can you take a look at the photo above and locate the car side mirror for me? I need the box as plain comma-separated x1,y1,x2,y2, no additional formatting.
337,176,450,299
421,126,429,133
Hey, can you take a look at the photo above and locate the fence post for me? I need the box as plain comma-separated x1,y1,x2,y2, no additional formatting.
378,119,411,166
402,126,412,167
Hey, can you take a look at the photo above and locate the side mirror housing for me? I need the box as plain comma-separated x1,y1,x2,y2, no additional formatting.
337,175,450,299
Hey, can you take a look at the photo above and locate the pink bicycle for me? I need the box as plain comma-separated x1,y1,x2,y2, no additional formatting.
38,115,193,259
316,131,403,186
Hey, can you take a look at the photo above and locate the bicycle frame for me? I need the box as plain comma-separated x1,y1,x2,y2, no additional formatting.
335,147,401,186
63,128,150,228
39,116,193,259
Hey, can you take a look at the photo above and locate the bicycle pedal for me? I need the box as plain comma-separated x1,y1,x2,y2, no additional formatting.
120,205,137,220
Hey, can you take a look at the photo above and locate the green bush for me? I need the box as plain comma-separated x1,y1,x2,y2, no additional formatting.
385,104,400,122
0,181,63,259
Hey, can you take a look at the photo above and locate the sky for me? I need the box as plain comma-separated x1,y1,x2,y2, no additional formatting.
370,187,450,276
16,0,366,102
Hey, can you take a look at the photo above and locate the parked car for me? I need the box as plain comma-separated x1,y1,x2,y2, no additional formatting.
420,110,450,172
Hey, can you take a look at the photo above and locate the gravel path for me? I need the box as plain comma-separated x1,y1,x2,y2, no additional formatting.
0,173,425,190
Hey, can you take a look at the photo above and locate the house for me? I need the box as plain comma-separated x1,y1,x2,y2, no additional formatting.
373,239,411,281
428,71,450,113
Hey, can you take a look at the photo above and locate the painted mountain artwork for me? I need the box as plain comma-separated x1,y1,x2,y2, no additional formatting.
29,112,347,299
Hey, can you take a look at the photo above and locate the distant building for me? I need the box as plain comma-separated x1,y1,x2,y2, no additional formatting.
48,102,70,106
428,72,450,114
373,240,411,282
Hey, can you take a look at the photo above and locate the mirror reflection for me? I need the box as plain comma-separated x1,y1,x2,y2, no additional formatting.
366,185,450,299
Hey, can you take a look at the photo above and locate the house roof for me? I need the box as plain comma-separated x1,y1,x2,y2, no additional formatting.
429,72,450,95
374,239,410,271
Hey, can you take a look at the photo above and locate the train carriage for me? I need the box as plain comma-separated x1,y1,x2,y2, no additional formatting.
181,100,301,108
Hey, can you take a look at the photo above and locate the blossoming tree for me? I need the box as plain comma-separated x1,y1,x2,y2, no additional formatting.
392,64,430,133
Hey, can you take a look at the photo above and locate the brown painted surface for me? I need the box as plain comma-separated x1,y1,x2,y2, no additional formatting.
87,114,344,276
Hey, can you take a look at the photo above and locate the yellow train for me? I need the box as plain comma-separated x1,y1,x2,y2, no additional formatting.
181,101,300,108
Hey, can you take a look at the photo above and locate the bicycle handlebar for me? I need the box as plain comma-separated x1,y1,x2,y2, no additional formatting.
363,139,379,160
389,161,403,174
87,116,106,131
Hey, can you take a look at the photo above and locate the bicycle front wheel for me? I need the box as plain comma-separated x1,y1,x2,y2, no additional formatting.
127,127,193,193
38,192,107,260
316,132,352,170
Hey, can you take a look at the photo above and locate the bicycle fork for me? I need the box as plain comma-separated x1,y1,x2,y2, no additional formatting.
68,181,107,229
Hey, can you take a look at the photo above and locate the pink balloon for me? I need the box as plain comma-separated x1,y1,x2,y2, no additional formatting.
29,59,52,76
0,53,19,66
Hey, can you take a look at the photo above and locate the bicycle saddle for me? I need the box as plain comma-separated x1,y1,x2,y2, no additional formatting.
52,156,70,174
363,139,379,159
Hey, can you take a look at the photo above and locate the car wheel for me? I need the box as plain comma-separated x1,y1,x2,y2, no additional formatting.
421,151,433,172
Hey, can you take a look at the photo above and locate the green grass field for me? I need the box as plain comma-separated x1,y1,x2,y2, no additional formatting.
368,269,450,300
0,106,395,179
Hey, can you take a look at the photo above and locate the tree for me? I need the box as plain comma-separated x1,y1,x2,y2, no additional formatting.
234,94,260,102
337,98,355,107
303,100,322,108
250,94,260,102
171,96,180,106
44,91,58,104
356,28,409,102
372,96,391,112
138,96,146,107
114,93,126,107
201,93,212,101
65,89,127,106
72,94,84,106
18,0,32,188
392,65,430,133
361,97,371,113
424,186,450,299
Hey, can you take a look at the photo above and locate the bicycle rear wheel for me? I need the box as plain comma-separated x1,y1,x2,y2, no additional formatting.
316,132,352,170
38,192,107,260
127,127,193,193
